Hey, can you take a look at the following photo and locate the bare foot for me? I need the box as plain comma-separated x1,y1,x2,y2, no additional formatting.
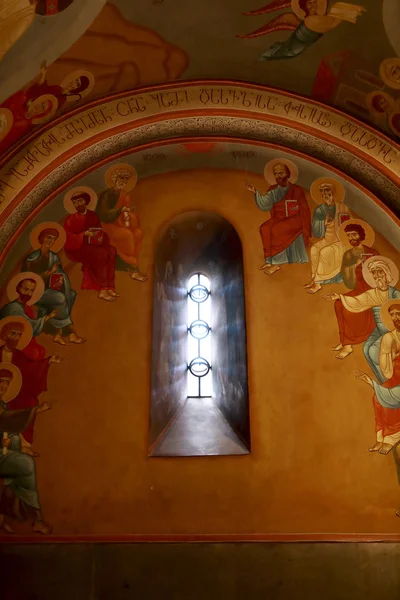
107,290,120,297
259,263,271,270
68,333,86,345
265,265,280,276
304,281,314,289
32,519,52,535
335,346,353,360
379,443,394,455
130,271,148,283
307,283,322,294
368,442,383,452
331,343,343,352
396,509,400,518
53,334,68,346
0,515,14,534
21,446,40,458
98,290,116,302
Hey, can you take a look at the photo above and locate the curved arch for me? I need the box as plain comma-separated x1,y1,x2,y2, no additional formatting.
0,81,398,251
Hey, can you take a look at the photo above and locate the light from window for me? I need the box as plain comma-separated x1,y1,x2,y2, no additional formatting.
187,273,212,398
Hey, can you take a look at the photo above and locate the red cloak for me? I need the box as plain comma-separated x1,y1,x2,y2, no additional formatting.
259,183,311,258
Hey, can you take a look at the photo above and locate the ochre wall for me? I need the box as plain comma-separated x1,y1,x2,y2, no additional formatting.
4,168,400,535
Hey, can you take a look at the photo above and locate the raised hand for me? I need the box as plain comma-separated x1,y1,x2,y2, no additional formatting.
354,370,373,388
36,400,56,414
324,292,340,301
44,310,57,322
245,181,256,194
49,355,65,365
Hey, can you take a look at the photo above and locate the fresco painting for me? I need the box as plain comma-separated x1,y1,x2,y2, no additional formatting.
0,138,399,535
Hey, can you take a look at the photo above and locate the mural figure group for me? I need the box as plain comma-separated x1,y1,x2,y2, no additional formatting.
246,157,400,469
0,161,147,533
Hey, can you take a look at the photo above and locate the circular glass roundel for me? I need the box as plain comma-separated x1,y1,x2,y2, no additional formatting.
189,284,209,303
188,357,211,377
189,319,210,339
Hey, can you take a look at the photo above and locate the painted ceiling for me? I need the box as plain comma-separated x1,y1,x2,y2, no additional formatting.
0,0,399,157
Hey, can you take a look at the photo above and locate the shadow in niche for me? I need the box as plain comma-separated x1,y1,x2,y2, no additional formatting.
149,211,250,457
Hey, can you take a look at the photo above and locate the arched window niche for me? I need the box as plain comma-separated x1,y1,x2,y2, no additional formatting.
149,211,250,457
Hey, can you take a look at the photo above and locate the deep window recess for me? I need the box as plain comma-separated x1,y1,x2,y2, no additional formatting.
187,273,212,398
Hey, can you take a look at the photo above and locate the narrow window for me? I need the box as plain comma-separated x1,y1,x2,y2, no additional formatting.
187,273,212,398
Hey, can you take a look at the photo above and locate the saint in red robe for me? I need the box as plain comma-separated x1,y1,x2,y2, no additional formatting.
334,246,379,346
257,183,311,260
1,347,50,444
64,210,116,291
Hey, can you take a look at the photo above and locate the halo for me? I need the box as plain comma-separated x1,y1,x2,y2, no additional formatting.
0,316,33,350
6,272,45,306
310,177,345,204
63,186,98,213
379,58,400,91
0,363,22,403
292,0,327,19
105,163,138,192
27,94,59,125
362,256,399,289
338,219,375,249
365,91,395,116
0,108,13,142
388,112,400,138
380,299,400,332
60,70,95,102
29,221,66,252
264,158,299,185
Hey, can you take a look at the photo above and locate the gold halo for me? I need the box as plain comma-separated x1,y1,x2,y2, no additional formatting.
105,163,138,192
380,299,400,332
338,219,375,249
29,221,66,252
379,58,400,91
63,186,98,214
6,272,45,306
291,0,327,19
362,256,399,288
310,177,345,204
27,94,59,125
0,362,22,403
366,91,395,116
60,70,95,102
388,112,400,137
264,158,299,185
0,108,13,142
0,316,33,350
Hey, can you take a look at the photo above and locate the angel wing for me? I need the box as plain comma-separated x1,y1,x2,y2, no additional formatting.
237,13,301,39
242,0,292,16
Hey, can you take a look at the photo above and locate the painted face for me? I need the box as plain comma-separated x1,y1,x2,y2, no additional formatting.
272,164,289,186
41,234,57,249
26,100,51,119
0,115,7,131
389,307,400,331
64,78,81,93
72,196,88,214
114,172,131,190
345,230,361,247
377,97,391,114
390,65,400,84
319,183,335,205
370,266,389,290
3,327,23,349
18,280,36,303
0,376,11,399
306,0,318,16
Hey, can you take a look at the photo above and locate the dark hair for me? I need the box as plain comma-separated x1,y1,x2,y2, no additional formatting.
0,368,13,379
388,304,400,314
0,321,24,341
38,228,59,244
344,223,366,242
71,192,91,205
16,278,36,294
